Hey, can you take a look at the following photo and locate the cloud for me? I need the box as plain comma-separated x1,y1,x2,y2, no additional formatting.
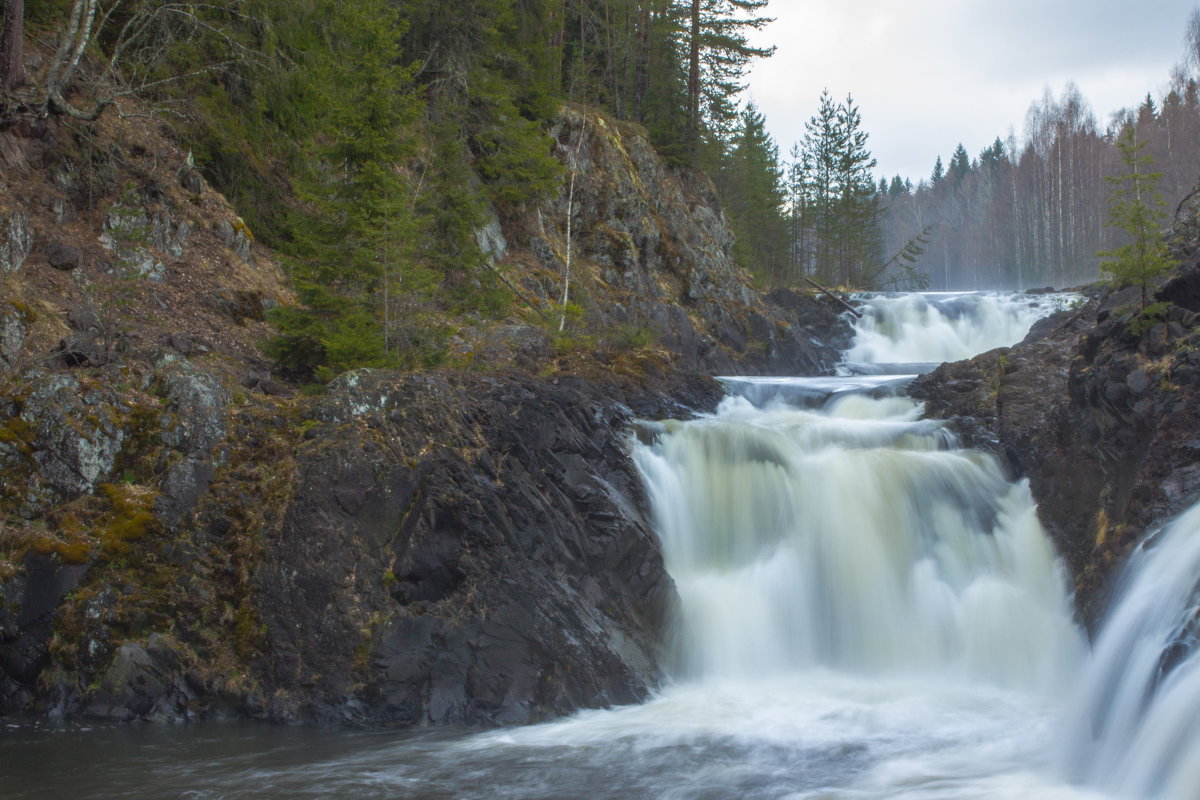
747,0,1196,181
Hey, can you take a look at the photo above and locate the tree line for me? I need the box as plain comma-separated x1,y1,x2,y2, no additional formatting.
879,78,1200,290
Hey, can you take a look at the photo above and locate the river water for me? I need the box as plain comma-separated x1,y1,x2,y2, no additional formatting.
5,292,1200,800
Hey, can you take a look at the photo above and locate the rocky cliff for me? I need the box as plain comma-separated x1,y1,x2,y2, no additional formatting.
0,105,847,725
457,107,850,376
911,189,1200,629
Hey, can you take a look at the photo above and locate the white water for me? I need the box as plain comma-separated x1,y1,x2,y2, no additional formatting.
1060,503,1200,800
845,292,1077,365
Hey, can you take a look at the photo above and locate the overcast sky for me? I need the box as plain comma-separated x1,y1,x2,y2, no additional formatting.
745,0,1199,184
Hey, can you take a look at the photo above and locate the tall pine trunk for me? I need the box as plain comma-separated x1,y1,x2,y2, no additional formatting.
1,0,24,92
685,0,699,163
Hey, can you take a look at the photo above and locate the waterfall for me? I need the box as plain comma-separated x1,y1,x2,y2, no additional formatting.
633,392,1084,695
844,291,1076,366
1061,502,1200,799
23,289,1186,800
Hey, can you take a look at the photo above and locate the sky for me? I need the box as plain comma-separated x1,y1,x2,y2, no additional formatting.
745,0,1200,185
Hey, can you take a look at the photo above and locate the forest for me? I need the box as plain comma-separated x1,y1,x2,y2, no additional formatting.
2,0,1198,375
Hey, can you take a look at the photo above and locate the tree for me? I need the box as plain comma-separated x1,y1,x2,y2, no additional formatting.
799,88,843,282
1097,124,1176,309
948,143,970,184
723,102,788,282
833,94,882,286
684,0,774,164
267,0,429,378
793,91,889,288
930,155,945,186
1,0,23,92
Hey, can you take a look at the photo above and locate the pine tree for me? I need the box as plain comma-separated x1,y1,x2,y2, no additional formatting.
1097,124,1176,309
684,0,774,164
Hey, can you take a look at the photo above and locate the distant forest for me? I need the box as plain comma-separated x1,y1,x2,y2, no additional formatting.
876,82,1200,291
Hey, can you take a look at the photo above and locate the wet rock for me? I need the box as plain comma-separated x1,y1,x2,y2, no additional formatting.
0,555,88,705
85,640,190,722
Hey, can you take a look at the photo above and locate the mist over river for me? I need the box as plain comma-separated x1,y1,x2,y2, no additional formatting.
7,292,1200,800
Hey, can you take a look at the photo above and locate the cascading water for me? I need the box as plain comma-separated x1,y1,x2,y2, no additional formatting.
633,394,1084,692
14,289,1193,800
844,291,1076,367
1060,502,1200,799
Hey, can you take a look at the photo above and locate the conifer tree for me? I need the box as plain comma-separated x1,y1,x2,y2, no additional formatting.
833,95,880,285
1097,124,1176,309
930,155,945,186
723,103,788,283
267,0,427,378
684,0,774,164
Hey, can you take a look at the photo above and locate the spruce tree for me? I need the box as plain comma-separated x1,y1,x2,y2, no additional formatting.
724,103,789,283
930,155,945,186
834,94,882,286
267,0,428,379
1097,124,1176,309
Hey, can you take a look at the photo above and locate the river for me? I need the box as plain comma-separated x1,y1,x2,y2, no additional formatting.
4,291,1199,800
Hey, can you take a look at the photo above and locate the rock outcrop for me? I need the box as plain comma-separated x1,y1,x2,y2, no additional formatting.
253,370,720,726
465,107,851,375
3,101,829,727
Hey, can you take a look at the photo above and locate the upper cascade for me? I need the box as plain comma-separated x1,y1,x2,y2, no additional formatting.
844,291,1077,367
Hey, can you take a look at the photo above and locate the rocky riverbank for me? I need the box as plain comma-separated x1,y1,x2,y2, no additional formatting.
911,189,1200,628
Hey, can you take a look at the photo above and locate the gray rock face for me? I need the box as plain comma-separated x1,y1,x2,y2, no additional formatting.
0,303,28,370
154,360,229,526
0,210,33,275
215,218,253,262
533,109,847,375
256,370,721,726
86,638,193,722
0,373,128,511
